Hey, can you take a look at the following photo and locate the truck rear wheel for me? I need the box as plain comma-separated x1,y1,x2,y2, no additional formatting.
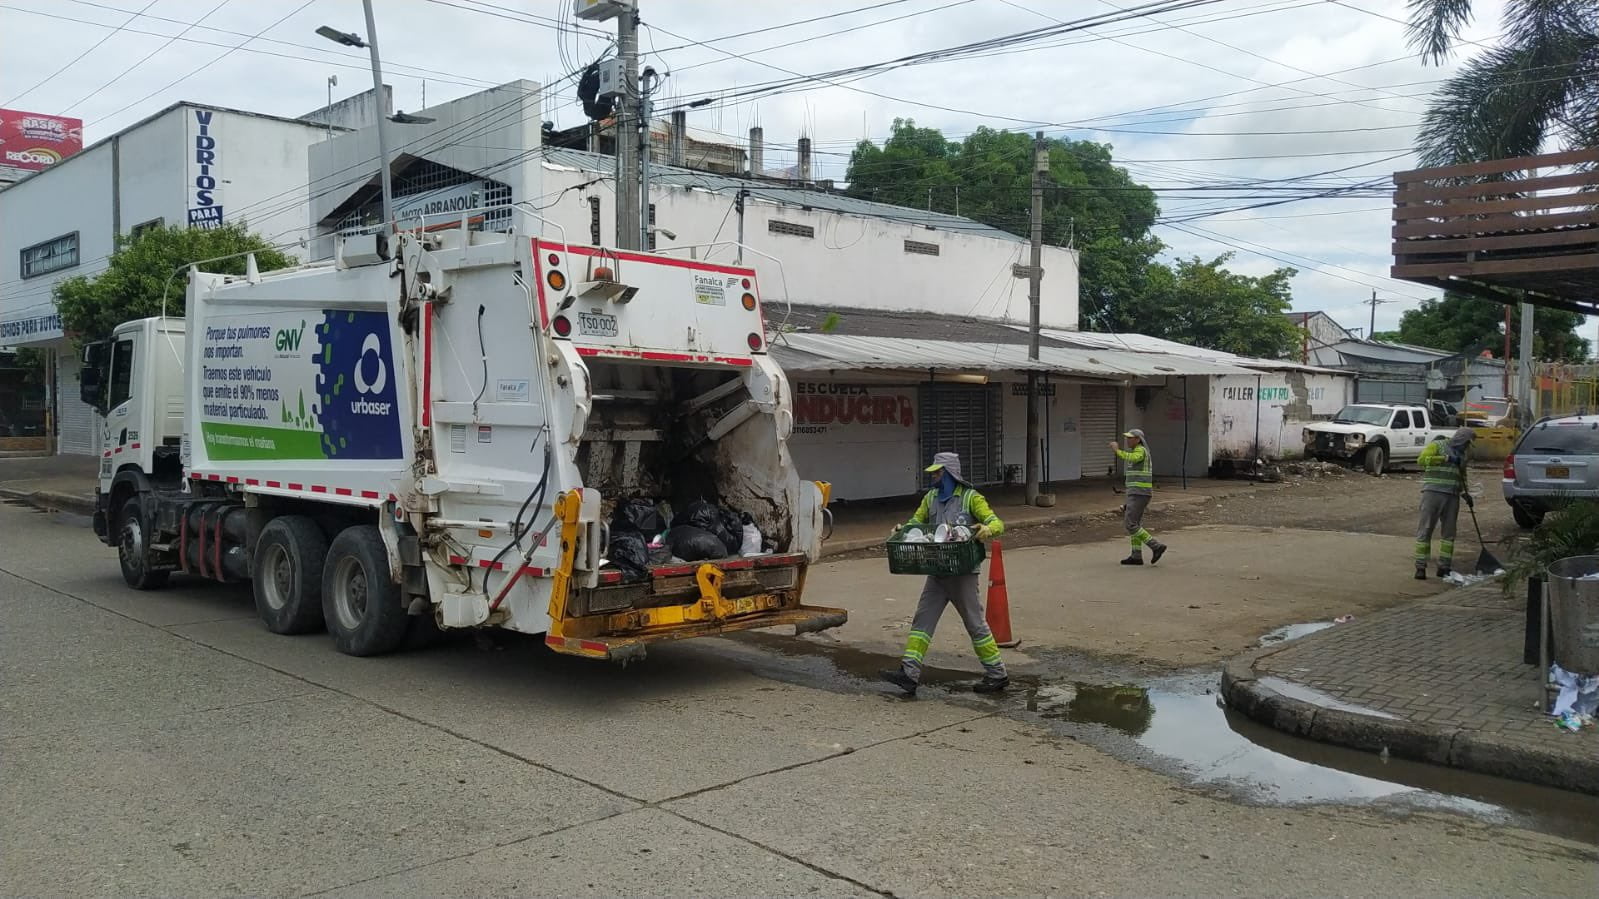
117,496,169,590
253,515,328,634
322,526,408,657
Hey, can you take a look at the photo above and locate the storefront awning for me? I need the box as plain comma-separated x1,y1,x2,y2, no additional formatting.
769,334,1255,378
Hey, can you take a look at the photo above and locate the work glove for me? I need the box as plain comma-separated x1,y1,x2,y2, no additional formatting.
975,524,993,541
889,525,903,539
1463,494,1475,510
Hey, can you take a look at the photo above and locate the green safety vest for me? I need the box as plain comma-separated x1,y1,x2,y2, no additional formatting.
1124,445,1153,492
1420,443,1465,493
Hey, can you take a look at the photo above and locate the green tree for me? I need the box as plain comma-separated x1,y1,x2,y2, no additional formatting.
54,224,294,347
846,120,1162,311
1393,290,1590,361
1408,1,1599,166
1104,254,1302,359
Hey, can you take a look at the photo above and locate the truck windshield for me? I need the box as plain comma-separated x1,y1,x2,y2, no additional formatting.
1330,406,1392,425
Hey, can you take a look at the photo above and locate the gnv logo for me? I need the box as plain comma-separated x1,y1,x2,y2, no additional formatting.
350,333,392,416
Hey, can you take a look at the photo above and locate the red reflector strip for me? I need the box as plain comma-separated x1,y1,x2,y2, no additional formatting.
598,570,623,584
718,559,755,571
287,483,303,490
651,563,696,578
579,640,609,654
361,490,381,499
246,478,259,486
448,554,468,566
334,487,353,496
310,485,327,494
226,476,239,484
129,442,141,450
266,480,281,488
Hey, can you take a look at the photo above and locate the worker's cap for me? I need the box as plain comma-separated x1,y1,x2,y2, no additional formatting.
1450,427,1477,445
924,451,971,484
1123,429,1146,441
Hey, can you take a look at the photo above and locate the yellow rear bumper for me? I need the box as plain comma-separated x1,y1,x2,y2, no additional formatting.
545,602,848,663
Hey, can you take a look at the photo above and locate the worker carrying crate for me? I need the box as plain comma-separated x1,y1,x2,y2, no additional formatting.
880,452,1008,697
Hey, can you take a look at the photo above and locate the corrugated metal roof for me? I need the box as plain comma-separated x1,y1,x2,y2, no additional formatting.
542,148,1022,242
768,333,1254,377
1331,340,1449,363
1027,326,1348,375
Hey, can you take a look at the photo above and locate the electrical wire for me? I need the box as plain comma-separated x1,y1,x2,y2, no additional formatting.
2,0,162,106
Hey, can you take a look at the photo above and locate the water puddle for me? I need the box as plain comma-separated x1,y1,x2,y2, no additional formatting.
1020,673,1599,845
713,632,1599,845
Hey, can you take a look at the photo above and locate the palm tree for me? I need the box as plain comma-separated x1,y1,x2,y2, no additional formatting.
1408,0,1598,166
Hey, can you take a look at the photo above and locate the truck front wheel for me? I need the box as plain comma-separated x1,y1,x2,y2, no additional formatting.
1363,444,1387,475
253,515,328,634
322,526,408,657
117,496,169,590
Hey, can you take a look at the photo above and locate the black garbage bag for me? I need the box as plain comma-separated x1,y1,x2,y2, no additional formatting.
716,507,745,554
667,525,729,562
606,529,650,582
673,499,740,555
612,496,666,536
672,499,721,532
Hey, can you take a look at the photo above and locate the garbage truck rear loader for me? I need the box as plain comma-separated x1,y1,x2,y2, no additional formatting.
85,223,844,660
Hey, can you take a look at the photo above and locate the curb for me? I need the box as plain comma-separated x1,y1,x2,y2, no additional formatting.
821,491,1238,558
0,488,96,517
1221,644,1599,796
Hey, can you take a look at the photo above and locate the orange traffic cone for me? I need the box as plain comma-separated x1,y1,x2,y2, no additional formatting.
986,540,1019,647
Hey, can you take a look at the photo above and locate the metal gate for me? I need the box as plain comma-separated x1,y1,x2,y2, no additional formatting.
55,357,99,456
919,384,1002,489
1355,378,1425,404
1079,385,1121,478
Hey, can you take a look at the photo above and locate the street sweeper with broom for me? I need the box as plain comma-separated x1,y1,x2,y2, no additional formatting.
1415,427,1478,580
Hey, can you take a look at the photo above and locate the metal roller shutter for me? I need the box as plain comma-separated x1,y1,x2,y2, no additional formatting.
1079,385,1120,478
919,384,1002,489
55,356,99,456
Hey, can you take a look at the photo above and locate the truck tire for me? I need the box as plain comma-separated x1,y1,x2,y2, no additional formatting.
253,515,328,634
116,496,169,590
322,526,408,657
1512,504,1544,529
1363,443,1387,475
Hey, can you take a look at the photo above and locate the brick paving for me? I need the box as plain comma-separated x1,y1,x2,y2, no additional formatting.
1228,581,1599,792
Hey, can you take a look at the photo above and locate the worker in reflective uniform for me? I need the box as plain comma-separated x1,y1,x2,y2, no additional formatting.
1109,429,1167,566
880,452,1009,696
1415,427,1476,579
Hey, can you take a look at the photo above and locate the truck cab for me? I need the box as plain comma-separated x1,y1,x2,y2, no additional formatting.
81,317,187,540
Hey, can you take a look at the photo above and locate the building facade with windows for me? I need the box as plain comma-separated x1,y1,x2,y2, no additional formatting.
0,94,383,455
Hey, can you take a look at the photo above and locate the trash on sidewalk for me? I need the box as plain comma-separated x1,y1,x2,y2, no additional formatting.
1442,569,1503,587
1548,662,1599,718
1333,614,1355,624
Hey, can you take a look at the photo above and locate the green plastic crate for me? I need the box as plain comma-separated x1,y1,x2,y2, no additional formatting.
886,529,986,576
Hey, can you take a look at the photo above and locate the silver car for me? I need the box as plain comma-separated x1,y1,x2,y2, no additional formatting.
1503,415,1599,527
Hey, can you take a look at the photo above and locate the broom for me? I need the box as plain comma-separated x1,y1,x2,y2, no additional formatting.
1466,498,1503,575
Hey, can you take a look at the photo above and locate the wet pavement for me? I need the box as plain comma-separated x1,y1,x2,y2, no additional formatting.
714,627,1599,847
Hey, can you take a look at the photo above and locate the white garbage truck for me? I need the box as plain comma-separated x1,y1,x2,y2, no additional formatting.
82,219,844,661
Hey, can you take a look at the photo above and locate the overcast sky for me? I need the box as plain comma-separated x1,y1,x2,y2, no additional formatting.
1,0,1520,335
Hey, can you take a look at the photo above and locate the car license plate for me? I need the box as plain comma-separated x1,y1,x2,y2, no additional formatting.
578,312,618,337
1546,466,1570,479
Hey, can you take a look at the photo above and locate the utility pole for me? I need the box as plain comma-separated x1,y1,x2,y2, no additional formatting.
614,3,641,249
637,67,658,250
1025,131,1046,506
1518,301,1536,423
360,0,393,226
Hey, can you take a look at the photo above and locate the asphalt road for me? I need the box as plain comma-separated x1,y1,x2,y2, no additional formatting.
2,500,1594,897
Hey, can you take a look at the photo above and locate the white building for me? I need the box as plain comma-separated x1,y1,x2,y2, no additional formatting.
0,91,386,455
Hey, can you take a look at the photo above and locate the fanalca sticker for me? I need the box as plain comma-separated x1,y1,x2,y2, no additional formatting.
198,310,403,461
693,273,726,306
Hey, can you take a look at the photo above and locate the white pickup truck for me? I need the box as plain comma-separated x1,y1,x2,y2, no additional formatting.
1303,403,1454,474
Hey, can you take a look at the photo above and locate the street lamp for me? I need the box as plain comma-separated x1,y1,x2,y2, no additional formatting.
317,2,395,227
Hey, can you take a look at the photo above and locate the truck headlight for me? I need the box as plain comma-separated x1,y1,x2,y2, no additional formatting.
1346,433,1366,446
1302,428,1312,444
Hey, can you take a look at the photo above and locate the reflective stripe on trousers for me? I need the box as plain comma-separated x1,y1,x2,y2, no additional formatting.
899,573,1007,682
1416,491,1460,565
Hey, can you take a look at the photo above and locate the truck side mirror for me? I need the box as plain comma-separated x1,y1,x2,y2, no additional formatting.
80,341,108,413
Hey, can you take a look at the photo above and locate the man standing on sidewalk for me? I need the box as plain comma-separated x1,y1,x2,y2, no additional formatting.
880,452,1009,697
1109,429,1167,566
1415,427,1476,580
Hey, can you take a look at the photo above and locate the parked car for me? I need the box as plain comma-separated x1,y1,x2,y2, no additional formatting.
1502,415,1599,527
1302,403,1454,474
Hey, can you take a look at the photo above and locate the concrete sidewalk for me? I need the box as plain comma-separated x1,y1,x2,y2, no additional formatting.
0,454,97,515
1222,582,1599,795
824,476,1271,556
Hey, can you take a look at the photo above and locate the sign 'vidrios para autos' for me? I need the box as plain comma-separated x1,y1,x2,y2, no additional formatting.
0,109,83,172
